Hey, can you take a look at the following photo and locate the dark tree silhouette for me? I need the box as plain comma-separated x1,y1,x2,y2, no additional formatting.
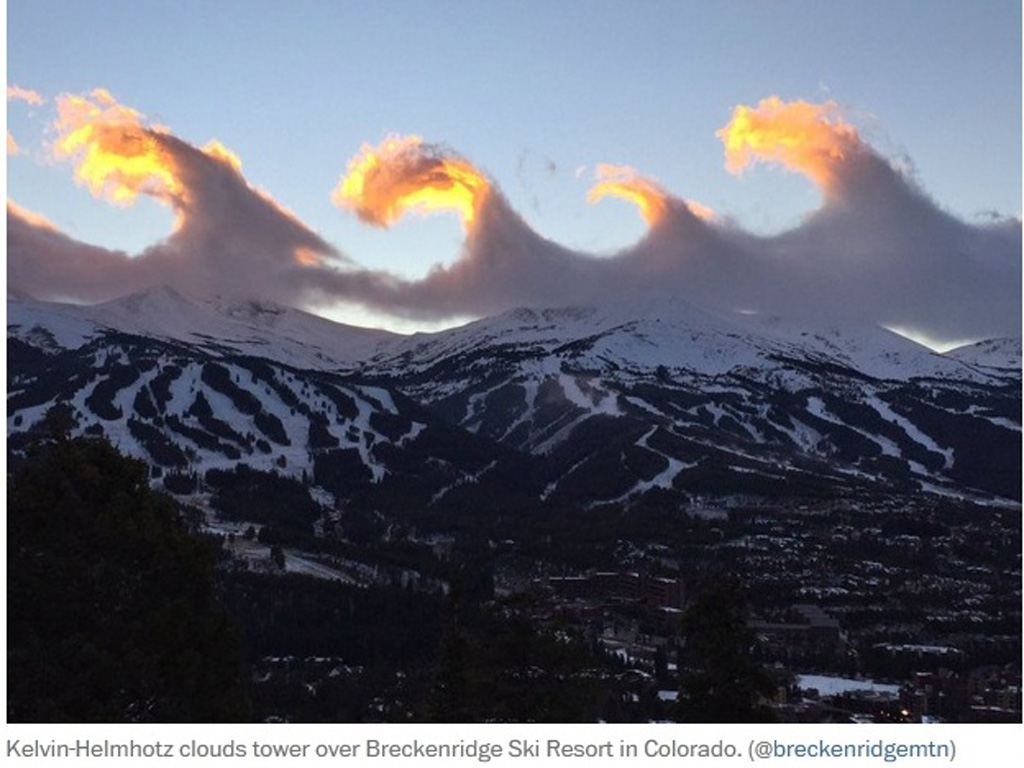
424,616,476,722
8,437,249,722
676,573,777,723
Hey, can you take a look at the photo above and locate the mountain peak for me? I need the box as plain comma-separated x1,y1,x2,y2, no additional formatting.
96,285,196,315
209,296,290,327
945,337,1022,370
504,306,599,326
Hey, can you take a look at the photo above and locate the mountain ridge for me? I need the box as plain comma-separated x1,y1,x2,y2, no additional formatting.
7,287,1021,511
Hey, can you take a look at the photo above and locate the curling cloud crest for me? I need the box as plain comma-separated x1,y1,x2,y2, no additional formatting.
9,89,340,303
7,91,1020,346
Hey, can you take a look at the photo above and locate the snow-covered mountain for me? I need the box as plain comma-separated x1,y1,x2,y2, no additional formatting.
362,296,1004,385
350,297,1020,502
945,337,1022,371
8,289,1021,513
8,286,393,369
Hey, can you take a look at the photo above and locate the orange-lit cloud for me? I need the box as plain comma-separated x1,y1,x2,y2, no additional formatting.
316,111,1017,343
8,90,1019,347
7,85,44,105
53,89,185,207
717,97,862,192
10,88,339,304
587,164,671,226
8,132,20,156
587,165,716,227
202,139,243,173
8,199,60,232
333,135,491,231
683,199,717,222
293,247,323,267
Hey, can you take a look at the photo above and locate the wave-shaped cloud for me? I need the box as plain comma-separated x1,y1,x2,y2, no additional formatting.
8,91,1019,346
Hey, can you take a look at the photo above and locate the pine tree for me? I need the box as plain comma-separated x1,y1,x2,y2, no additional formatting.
8,437,250,722
675,573,776,722
424,615,476,722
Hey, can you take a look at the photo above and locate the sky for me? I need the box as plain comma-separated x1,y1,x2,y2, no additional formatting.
4,0,1021,346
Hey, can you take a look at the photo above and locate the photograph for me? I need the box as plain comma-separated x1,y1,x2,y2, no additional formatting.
5,0,1020,749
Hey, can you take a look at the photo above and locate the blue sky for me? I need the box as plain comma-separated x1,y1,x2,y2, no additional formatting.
5,0,1021,331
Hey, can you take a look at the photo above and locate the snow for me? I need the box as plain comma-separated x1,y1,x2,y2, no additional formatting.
11,288,1016,387
541,455,589,501
356,385,398,414
751,317,988,382
8,287,394,370
532,411,592,454
700,403,728,427
915,480,1019,507
774,417,824,453
283,551,360,584
614,455,695,504
601,427,697,504
807,396,900,457
982,416,1021,431
397,420,427,446
7,401,52,433
797,675,901,698
559,373,621,416
495,379,539,443
430,460,497,503
7,297,97,350
10,287,1019,506
623,395,668,418
342,389,392,482
866,394,953,468
945,337,1022,370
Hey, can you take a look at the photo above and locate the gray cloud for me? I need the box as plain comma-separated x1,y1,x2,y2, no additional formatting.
8,96,1020,347
9,98,341,304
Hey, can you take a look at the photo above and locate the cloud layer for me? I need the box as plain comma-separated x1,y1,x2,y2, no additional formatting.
9,90,340,303
8,91,1020,346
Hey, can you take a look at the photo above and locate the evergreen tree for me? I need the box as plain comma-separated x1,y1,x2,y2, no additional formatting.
424,615,476,722
675,573,776,723
8,437,250,722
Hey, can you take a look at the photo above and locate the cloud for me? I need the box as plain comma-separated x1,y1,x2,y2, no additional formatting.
7,85,44,105
587,164,672,226
712,97,1021,342
7,200,59,232
52,89,184,208
9,89,342,304
7,200,147,302
8,85,45,157
332,135,491,230
309,98,1018,343
8,93,1020,346
717,97,861,194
